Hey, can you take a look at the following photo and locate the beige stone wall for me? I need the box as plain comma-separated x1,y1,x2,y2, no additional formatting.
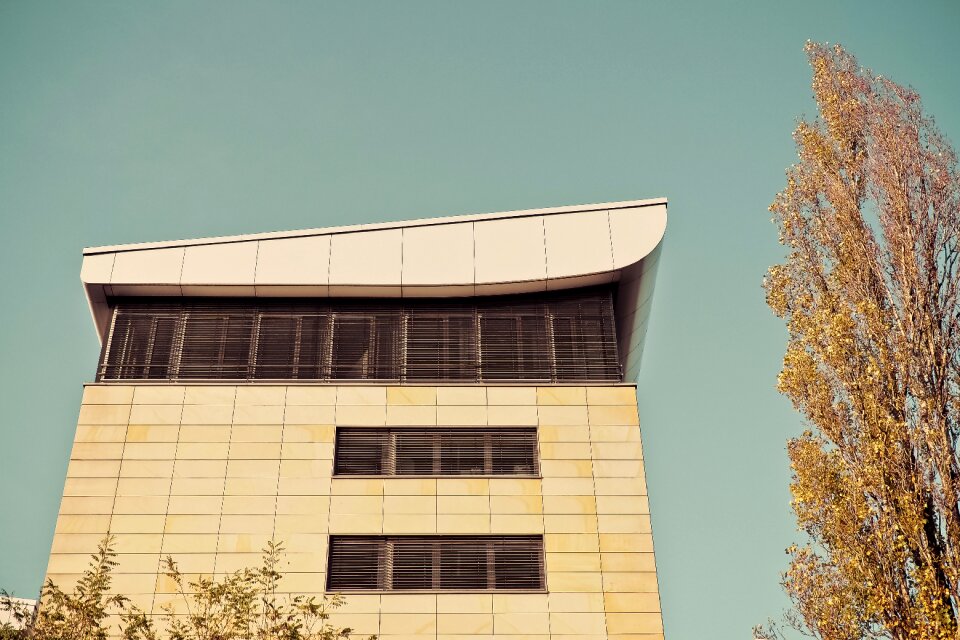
48,384,662,639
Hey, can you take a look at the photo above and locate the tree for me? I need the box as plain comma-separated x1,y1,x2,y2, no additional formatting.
2,536,125,640
759,42,960,639
123,540,374,640
2,537,374,640
0,596,36,640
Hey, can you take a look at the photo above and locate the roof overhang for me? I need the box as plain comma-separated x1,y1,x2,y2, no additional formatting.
81,198,667,380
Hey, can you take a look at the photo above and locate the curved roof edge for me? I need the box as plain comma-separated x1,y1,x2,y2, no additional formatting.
83,197,667,255
81,198,668,381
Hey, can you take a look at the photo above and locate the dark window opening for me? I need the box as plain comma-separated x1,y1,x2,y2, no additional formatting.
102,312,178,380
253,312,330,379
330,314,400,380
178,310,254,379
478,315,551,381
405,313,477,381
327,536,544,591
334,427,538,477
98,287,620,382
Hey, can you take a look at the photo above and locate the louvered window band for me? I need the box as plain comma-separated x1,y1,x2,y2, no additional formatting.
334,427,538,476
327,536,545,591
97,287,620,382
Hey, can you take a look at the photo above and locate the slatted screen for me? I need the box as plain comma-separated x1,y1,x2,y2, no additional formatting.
98,287,620,382
334,427,539,476
327,536,545,591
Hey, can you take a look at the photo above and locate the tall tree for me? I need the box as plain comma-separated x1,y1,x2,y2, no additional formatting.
760,42,960,639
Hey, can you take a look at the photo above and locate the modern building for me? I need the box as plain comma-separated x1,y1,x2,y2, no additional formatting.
0,598,37,630
47,198,668,639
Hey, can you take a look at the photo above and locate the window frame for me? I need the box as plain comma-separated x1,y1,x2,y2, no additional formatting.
97,287,622,383
332,426,541,478
326,535,546,593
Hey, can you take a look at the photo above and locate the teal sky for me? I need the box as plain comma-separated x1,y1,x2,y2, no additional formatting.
1,1,958,637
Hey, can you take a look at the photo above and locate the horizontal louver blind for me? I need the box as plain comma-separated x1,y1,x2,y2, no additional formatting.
334,428,538,476
327,536,544,591
102,310,179,379
253,312,330,379
478,315,551,381
330,314,401,380
98,287,620,382
178,308,255,379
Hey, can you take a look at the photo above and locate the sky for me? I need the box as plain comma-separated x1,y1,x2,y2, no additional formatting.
1,1,958,637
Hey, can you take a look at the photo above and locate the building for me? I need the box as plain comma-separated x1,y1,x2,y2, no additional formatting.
47,198,668,639
0,598,37,630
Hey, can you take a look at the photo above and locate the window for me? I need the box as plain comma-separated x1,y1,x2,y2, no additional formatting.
101,308,178,380
177,308,254,379
333,428,539,476
327,536,545,591
98,287,621,382
329,313,400,380
253,311,330,379
477,314,551,381
551,294,621,381
404,311,477,380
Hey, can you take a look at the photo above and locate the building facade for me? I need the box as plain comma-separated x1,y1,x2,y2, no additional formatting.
47,199,668,639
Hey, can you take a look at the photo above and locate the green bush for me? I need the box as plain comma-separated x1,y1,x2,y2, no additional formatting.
2,537,374,640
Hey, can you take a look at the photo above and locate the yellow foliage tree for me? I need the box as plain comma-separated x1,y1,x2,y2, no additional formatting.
759,42,960,639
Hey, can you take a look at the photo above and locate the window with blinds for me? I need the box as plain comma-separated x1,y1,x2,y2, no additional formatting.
327,536,545,591
98,287,620,382
334,427,539,476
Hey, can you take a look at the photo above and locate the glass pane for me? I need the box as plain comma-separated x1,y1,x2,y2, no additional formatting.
392,540,434,589
439,541,487,589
